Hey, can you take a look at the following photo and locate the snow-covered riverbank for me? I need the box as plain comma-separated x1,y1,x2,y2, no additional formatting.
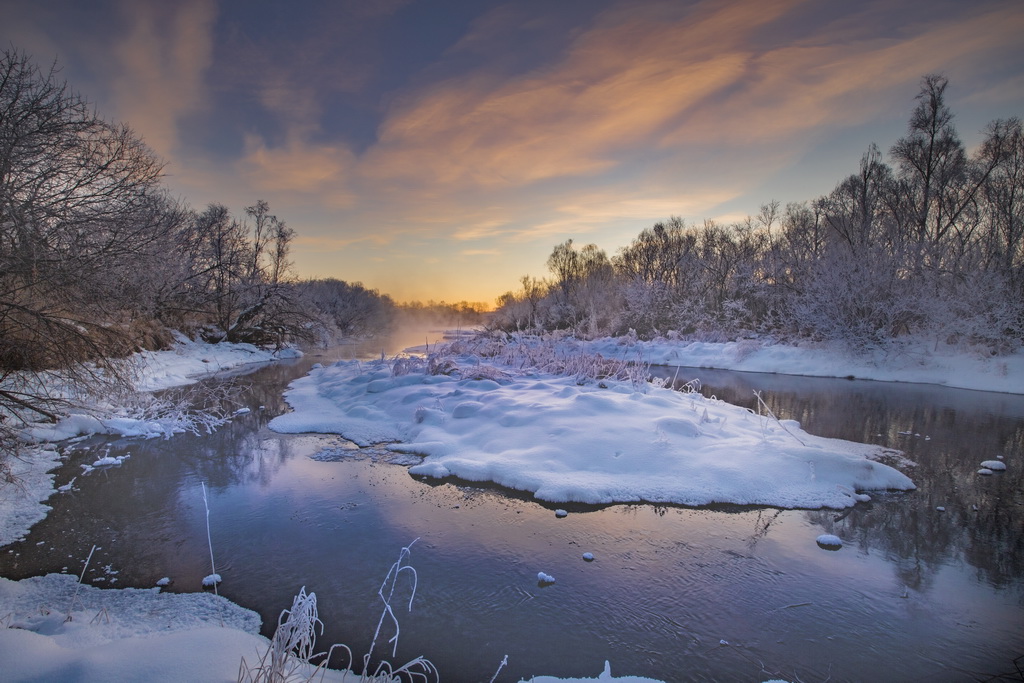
0,575,666,682
1,338,300,547
584,336,1024,394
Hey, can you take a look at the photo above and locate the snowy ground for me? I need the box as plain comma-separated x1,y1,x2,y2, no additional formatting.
131,333,303,393
269,354,914,509
584,336,1024,394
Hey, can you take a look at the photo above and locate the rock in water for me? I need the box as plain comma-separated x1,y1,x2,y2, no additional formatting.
816,534,842,550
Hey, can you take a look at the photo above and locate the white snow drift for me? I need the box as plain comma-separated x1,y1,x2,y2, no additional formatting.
270,358,915,509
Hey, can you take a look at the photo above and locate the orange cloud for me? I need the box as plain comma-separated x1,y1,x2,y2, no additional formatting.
358,0,811,192
110,0,217,158
239,134,357,199
665,3,1024,145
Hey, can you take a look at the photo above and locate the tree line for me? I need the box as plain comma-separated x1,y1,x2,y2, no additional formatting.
0,49,394,462
492,75,1024,354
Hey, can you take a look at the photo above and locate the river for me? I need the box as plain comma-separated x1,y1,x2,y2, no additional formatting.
1,331,1021,682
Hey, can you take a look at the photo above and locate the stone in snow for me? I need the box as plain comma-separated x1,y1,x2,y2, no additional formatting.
978,468,994,475
816,534,842,549
980,460,1006,471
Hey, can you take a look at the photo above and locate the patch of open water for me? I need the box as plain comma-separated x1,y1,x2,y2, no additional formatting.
2,336,1022,682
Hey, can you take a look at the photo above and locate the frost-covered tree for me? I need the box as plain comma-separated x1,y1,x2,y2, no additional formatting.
296,278,396,341
0,48,171,465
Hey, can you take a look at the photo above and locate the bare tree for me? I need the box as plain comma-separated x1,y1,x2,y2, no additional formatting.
0,48,169,463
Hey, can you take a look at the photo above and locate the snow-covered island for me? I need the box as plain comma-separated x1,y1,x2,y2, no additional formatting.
269,349,915,510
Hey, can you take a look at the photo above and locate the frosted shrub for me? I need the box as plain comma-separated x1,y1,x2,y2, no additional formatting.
238,587,336,683
239,541,437,683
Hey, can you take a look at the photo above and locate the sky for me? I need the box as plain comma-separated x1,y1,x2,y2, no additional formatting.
3,0,1023,306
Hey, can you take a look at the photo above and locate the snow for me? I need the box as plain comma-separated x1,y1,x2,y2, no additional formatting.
0,573,266,683
582,552,595,562
269,358,915,509
91,454,129,468
980,460,1007,471
522,661,665,683
537,572,556,584
202,573,222,587
15,337,301,446
0,447,62,547
0,574,667,683
584,337,1024,394
815,534,843,548
132,333,301,392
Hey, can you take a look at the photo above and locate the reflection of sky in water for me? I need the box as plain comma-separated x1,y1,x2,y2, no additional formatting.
1,351,1021,682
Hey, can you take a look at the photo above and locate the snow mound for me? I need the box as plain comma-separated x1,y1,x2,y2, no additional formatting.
980,460,1006,471
0,573,259,645
270,360,915,509
202,573,222,587
0,574,264,682
816,534,843,549
522,660,665,682
537,572,556,584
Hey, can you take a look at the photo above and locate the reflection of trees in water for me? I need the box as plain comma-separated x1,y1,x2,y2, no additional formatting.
652,366,1024,593
746,509,783,552
0,361,318,586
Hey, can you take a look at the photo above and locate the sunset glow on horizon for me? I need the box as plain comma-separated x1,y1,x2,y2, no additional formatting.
5,0,1023,306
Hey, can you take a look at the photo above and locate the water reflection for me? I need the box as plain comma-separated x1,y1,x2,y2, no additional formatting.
0,350,1020,682
651,366,1024,595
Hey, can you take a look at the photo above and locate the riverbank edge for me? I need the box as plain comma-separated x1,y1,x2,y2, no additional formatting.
581,336,1024,395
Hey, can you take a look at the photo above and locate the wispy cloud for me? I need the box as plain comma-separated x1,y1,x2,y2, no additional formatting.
239,134,357,199
7,0,1020,304
110,0,217,158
